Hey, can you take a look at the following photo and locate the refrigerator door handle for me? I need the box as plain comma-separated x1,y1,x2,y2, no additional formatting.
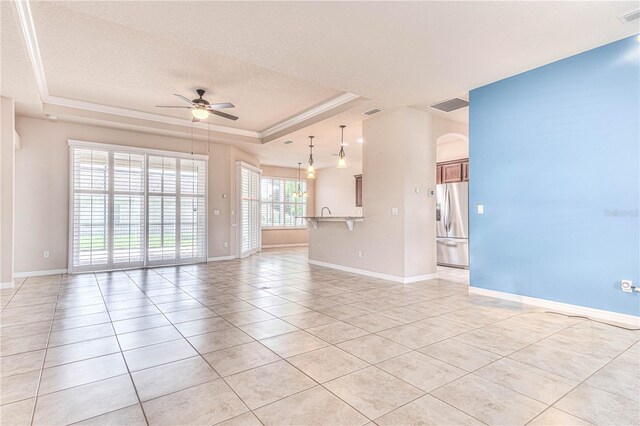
446,185,452,233
442,185,448,232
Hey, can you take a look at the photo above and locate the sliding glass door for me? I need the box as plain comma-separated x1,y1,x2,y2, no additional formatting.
69,142,207,273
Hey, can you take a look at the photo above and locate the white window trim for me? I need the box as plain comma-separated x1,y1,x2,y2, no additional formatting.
68,140,209,161
260,176,308,229
68,140,208,273
236,161,262,258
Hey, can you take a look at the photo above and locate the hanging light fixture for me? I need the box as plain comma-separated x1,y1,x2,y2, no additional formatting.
191,106,210,120
306,136,315,179
336,125,347,168
294,162,307,198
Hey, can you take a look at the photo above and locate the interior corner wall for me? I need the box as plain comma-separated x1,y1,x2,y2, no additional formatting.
308,107,441,279
1,97,16,284
13,116,259,274
260,165,314,247
469,35,640,317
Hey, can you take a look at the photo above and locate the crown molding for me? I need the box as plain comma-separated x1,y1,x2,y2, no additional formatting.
15,0,49,100
47,96,259,138
14,0,359,142
260,92,360,139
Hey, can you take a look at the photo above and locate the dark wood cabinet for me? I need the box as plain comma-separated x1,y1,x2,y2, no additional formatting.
354,174,362,207
442,162,463,183
436,159,468,183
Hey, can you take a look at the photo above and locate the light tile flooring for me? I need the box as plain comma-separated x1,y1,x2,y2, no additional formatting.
1,248,638,425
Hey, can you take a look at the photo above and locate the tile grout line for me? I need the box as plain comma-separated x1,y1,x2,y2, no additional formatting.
122,268,258,424
28,273,64,426
93,270,151,426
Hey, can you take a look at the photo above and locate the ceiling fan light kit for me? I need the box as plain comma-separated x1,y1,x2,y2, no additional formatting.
155,89,239,121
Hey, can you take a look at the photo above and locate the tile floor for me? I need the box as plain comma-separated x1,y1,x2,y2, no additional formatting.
1,248,638,425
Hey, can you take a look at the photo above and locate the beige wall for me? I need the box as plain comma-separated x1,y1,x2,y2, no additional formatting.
13,116,259,273
1,97,15,284
314,161,362,217
309,108,464,281
260,165,314,247
437,140,469,163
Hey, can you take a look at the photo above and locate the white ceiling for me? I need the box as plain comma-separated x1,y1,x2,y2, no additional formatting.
2,1,638,164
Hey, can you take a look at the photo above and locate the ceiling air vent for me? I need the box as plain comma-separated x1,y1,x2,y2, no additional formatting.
618,9,640,23
362,108,382,116
430,98,469,113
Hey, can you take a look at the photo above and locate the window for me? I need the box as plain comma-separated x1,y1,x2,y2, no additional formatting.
261,177,307,228
69,141,207,273
237,162,261,257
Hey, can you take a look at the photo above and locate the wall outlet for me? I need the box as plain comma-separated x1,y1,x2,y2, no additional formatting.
391,207,399,216
621,280,634,293
414,187,421,194
357,250,363,259
213,209,220,216
43,251,50,258
428,188,435,197
224,242,228,248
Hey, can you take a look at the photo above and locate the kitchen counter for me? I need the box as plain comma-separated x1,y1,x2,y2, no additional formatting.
298,216,364,231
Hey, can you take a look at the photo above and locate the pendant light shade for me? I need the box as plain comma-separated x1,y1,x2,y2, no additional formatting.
306,136,316,179
336,125,347,168
294,163,306,198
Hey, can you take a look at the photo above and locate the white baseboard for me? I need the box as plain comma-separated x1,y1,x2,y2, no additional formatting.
207,255,236,262
1,281,15,289
469,286,640,327
262,243,308,249
13,268,68,278
308,259,437,284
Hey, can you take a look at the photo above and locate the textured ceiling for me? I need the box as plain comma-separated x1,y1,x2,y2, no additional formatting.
0,2,42,115
29,1,342,132
4,0,638,163
52,1,639,108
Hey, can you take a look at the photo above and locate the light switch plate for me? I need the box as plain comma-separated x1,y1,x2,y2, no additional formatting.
391,207,399,216
477,204,484,214
213,210,220,216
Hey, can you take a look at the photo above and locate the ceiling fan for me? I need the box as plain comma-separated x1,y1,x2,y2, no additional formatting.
155,89,238,121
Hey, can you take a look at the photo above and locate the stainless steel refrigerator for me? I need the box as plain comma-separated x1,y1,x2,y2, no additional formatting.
436,182,469,268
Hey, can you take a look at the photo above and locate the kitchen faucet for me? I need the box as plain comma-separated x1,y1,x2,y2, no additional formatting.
321,207,331,218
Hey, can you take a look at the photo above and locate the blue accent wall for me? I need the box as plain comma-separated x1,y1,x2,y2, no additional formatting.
469,35,640,317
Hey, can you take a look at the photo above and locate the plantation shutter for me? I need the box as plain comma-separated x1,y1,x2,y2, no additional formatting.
147,156,178,264
71,148,110,271
112,152,145,267
69,142,208,273
238,162,261,257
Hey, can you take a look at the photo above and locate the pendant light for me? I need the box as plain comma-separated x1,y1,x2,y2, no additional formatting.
336,125,347,168
306,136,315,179
294,163,307,198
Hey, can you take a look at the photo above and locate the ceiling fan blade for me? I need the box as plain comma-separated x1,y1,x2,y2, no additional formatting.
174,94,194,105
208,102,235,109
155,105,193,108
209,109,239,121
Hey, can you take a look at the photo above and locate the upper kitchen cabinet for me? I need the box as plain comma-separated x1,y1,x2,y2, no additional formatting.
442,162,463,183
436,159,468,183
